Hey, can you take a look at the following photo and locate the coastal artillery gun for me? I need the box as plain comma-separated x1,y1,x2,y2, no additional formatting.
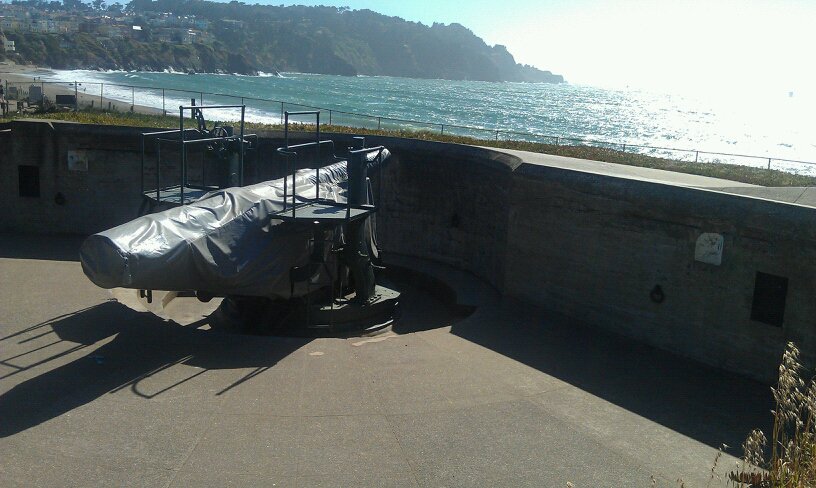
80,108,399,335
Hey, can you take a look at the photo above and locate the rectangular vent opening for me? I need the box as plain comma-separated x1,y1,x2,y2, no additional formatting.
750,272,788,327
18,165,40,198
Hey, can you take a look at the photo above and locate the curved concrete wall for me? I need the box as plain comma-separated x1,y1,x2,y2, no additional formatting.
370,136,816,383
2,119,814,382
372,139,518,291
502,164,816,383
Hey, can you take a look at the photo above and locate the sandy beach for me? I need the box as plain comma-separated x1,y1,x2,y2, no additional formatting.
0,61,162,116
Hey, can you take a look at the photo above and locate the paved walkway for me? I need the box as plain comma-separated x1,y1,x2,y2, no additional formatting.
488,147,761,188
711,186,816,208
0,234,771,487
491,147,816,209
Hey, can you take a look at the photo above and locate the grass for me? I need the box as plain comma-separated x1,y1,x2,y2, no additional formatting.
615,343,816,488
726,342,816,487
663,343,816,488
8,109,816,187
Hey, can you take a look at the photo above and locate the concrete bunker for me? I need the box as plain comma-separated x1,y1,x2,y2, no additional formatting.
1,118,815,382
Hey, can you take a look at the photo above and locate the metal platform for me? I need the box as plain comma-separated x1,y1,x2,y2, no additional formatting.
272,201,375,223
139,104,255,213
143,185,218,205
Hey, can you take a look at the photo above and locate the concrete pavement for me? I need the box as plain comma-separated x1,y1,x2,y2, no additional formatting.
711,186,816,208
0,233,772,487
490,146,816,210
487,147,761,189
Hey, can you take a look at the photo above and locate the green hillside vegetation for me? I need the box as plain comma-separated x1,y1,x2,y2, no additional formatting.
6,31,255,73
2,0,564,82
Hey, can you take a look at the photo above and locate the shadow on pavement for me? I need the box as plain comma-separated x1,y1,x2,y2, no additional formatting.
0,301,309,438
0,256,469,439
450,299,774,453
0,233,86,261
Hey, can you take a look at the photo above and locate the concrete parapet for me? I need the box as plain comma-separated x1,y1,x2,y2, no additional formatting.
504,163,816,382
1,119,813,382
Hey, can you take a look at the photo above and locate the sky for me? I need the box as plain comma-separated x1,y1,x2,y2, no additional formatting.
256,0,815,95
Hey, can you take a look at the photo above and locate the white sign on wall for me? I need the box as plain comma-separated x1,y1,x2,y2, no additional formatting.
695,233,724,266
67,150,88,172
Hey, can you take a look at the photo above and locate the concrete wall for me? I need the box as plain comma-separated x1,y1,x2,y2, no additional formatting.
0,120,284,235
2,119,814,382
374,141,517,291
503,165,816,382
0,121,146,234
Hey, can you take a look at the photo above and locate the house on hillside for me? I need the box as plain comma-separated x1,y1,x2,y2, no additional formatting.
220,19,244,30
1,18,21,32
56,19,79,33
1,36,15,52
30,20,49,33
154,28,173,43
131,25,146,41
79,18,101,33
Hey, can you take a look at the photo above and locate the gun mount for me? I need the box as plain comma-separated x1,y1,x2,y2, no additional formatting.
138,101,258,213
81,109,399,336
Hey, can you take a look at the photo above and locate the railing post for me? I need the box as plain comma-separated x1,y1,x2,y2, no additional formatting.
40,82,44,111
695,151,699,163
377,117,381,130
329,109,332,125
162,88,165,116
180,106,186,204
200,92,203,106
555,136,560,146
131,86,134,112
74,81,78,112
768,158,772,170
100,83,104,110
239,105,245,186
621,143,626,152
495,130,499,141
440,124,444,136
280,102,284,125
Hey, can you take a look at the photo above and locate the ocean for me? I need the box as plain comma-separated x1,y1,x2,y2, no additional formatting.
47,69,816,174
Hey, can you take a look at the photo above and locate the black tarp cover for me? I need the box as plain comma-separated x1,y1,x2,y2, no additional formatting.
80,153,385,298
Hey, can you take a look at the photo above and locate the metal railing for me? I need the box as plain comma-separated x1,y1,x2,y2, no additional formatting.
4,78,816,174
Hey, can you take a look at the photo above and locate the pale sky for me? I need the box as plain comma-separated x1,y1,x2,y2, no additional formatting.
257,0,815,95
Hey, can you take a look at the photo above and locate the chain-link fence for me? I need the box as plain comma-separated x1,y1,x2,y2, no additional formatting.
4,79,815,174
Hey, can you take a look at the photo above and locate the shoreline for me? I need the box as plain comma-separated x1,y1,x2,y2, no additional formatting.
0,61,163,116
1,63,813,172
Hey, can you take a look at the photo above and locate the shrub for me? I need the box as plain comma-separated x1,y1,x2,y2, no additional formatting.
730,342,816,487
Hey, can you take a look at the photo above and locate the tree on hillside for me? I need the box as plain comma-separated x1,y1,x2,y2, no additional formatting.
62,0,85,11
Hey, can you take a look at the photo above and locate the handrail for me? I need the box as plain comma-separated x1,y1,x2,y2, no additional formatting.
279,139,335,153
179,104,245,110
141,128,200,137
285,110,321,116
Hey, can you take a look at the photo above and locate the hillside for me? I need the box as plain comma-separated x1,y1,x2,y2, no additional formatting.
3,1,565,83
7,31,258,74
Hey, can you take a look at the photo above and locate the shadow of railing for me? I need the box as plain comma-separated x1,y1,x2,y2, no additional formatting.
449,299,774,452
0,301,309,437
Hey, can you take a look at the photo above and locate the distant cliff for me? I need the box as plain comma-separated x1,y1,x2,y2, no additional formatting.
5,32,261,75
4,1,565,83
